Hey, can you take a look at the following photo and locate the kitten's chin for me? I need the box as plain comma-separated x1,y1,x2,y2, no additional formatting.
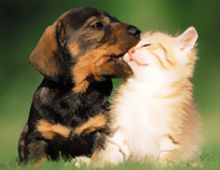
122,55,135,71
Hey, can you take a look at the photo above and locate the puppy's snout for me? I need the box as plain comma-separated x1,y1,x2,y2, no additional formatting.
127,25,141,37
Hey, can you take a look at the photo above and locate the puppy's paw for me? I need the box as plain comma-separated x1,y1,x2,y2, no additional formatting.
74,156,91,168
66,156,91,168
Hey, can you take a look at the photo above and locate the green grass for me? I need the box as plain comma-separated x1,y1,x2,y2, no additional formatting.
0,153,220,170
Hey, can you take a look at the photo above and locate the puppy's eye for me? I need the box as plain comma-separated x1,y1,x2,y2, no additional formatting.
142,43,151,47
91,22,104,29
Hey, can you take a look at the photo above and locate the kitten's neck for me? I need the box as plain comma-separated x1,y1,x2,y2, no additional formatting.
129,72,193,99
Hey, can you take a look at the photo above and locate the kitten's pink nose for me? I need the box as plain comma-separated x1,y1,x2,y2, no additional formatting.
128,48,135,55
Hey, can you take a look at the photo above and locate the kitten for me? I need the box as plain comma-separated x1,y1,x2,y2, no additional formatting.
92,27,201,167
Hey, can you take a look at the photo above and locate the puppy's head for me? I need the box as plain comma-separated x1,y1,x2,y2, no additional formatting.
29,7,140,92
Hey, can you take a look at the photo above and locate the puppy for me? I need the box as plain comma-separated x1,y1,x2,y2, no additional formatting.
18,7,140,163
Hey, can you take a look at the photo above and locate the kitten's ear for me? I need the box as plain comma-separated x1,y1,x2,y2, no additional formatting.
176,26,198,55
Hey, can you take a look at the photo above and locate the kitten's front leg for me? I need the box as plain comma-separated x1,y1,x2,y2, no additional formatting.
92,131,129,167
156,135,180,166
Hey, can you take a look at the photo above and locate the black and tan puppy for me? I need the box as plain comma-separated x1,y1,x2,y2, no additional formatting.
18,7,140,163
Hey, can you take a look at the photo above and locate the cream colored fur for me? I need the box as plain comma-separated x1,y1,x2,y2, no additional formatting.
93,27,201,167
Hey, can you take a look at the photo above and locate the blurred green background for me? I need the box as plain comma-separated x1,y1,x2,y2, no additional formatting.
0,0,220,169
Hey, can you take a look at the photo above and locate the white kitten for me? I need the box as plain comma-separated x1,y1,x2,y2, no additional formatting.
92,27,201,167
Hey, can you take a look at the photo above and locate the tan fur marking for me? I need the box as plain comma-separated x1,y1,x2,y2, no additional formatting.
91,149,100,162
188,49,197,61
75,115,107,135
151,52,166,69
160,89,181,99
72,44,131,93
69,42,80,56
167,135,179,145
72,53,94,93
157,43,176,66
148,43,176,68
37,120,70,139
156,79,192,99
73,80,90,94
72,48,109,93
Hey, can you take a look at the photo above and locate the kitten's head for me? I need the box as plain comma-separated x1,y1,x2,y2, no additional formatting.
123,26,198,80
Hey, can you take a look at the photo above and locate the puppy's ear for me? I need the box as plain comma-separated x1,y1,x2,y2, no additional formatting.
29,21,66,80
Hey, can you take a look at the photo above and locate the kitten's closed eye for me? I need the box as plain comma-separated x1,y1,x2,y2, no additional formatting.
142,43,151,47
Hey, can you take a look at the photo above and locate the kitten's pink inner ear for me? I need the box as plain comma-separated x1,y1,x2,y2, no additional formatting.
176,26,198,53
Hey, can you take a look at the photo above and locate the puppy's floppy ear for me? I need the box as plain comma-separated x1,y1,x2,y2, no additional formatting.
29,21,66,80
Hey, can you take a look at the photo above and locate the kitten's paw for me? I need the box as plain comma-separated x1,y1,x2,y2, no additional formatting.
107,137,130,161
156,136,180,166
92,143,127,167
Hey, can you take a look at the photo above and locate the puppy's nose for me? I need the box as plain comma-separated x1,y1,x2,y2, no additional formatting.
127,25,141,37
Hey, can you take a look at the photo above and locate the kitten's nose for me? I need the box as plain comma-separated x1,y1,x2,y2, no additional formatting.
127,25,141,37
128,47,136,55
